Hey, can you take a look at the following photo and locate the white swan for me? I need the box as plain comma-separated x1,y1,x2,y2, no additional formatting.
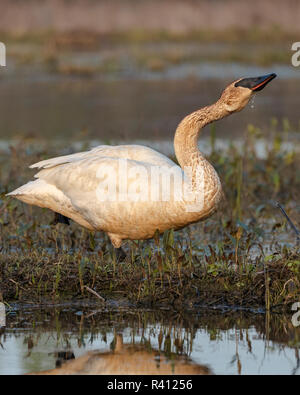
8,73,276,252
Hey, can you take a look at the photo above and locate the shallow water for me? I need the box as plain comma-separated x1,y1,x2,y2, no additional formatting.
0,303,299,375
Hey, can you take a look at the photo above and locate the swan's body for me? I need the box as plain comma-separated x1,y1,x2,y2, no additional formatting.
8,73,276,249
8,143,221,247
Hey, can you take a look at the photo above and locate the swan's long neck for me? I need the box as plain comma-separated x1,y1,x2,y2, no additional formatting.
174,100,229,212
174,101,228,169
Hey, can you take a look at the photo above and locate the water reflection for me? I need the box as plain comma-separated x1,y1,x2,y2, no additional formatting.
30,334,211,375
0,303,5,328
0,304,299,375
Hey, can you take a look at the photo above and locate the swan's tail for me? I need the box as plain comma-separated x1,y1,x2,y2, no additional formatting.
7,179,93,230
7,180,40,197
7,179,63,207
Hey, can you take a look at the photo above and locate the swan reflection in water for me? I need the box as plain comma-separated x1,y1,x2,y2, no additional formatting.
30,334,211,375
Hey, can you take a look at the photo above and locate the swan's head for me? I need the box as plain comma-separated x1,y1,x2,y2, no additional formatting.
220,73,277,113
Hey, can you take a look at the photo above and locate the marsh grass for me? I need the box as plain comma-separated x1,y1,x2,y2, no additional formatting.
3,27,294,78
2,27,296,47
0,123,299,310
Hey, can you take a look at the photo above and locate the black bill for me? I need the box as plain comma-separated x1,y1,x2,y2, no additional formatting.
235,73,277,91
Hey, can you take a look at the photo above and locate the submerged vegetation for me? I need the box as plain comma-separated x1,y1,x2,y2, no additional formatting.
0,122,299,310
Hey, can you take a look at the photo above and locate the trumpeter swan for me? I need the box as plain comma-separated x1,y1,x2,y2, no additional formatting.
8,73,276,254
29,334,211,375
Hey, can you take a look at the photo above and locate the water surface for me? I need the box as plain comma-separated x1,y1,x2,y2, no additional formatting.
0,76,299,142
0,303,299,375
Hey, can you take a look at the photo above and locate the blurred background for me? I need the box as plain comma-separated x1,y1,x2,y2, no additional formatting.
0,0,299,155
